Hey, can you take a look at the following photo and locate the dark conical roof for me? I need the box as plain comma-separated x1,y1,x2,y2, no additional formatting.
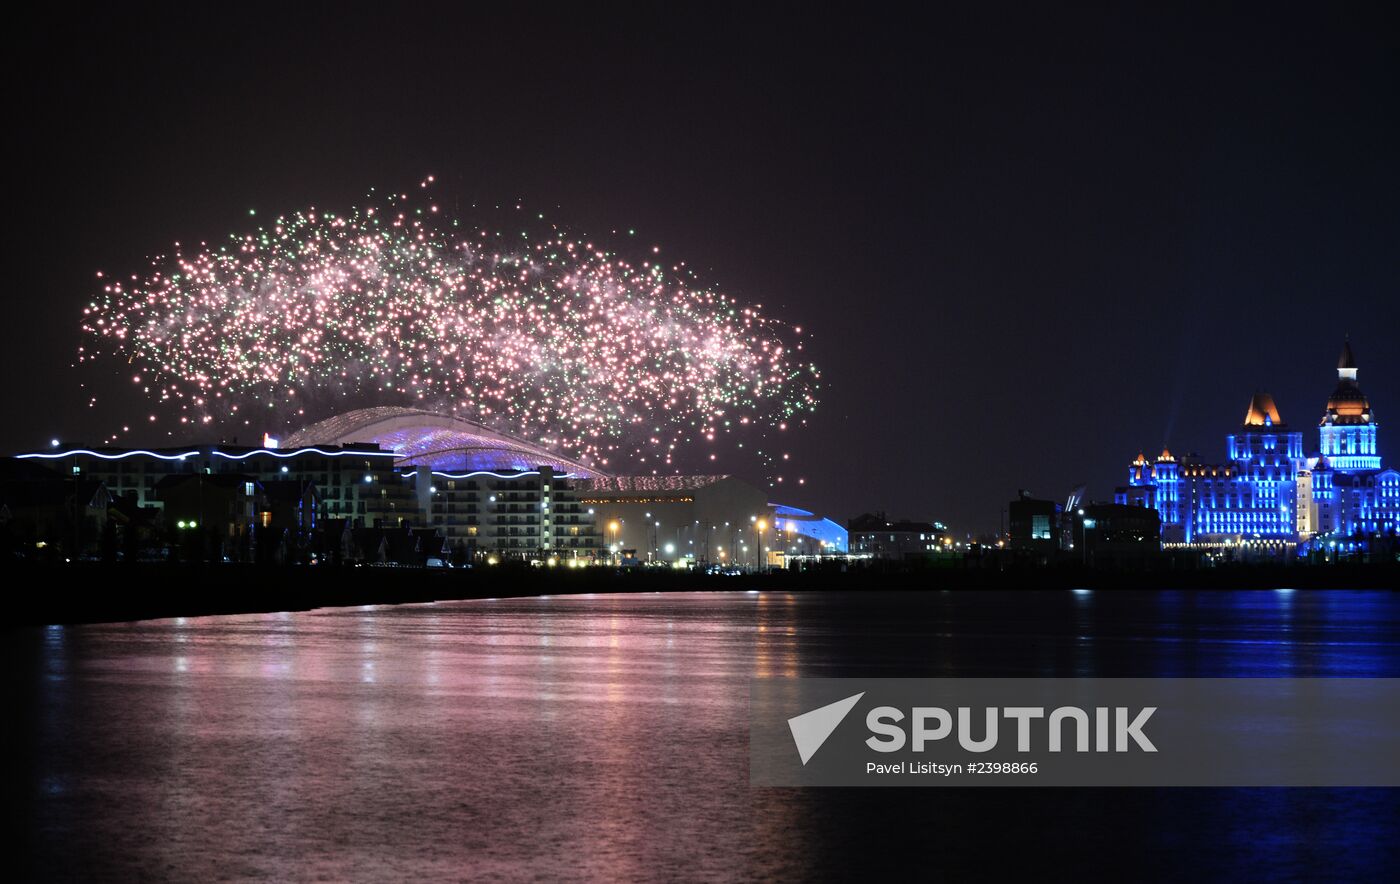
1338,339,1356,370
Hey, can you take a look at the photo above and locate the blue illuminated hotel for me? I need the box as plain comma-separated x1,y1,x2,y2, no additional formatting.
1116,342,1399,546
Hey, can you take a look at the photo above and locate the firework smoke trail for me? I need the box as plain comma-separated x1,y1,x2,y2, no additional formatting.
78,179,820,477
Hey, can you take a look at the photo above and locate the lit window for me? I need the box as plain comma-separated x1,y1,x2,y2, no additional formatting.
1031,515,1051,541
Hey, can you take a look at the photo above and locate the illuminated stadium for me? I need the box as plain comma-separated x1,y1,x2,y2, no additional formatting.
8,407,849,563
281,407,609,478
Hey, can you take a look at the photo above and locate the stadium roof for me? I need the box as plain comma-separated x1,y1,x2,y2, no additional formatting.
577,475,730,493
282,407,608,477
773,503,849,552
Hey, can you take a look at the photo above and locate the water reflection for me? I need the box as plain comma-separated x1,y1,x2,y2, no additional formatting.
14,590,1400,879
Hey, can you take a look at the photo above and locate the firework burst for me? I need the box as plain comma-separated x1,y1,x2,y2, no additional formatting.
79,179,820,474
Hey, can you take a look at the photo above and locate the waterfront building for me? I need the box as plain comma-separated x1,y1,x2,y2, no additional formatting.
422,466,598,559
7,406,842,564
1008,496,1060,554
1117,343,1400,546
1076,503,1162,568
154,473,263,547
847,513,951,560
0,459,112,553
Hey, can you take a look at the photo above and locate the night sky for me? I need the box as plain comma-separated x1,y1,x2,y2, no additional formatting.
7,4,1397,532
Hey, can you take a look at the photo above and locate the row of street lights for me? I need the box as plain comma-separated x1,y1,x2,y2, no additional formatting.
601,514,781,569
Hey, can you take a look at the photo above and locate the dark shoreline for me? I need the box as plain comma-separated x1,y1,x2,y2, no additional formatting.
6,561,1397,628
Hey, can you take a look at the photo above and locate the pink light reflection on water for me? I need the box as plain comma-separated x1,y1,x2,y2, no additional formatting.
29,592,805,880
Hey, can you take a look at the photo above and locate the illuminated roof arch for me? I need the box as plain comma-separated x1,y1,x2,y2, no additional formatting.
282,407,608,477
772,503,849,552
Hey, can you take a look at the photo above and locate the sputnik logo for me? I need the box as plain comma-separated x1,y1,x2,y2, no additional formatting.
787,692,865,764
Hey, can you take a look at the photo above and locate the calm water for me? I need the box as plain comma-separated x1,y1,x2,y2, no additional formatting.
9,590,1400,881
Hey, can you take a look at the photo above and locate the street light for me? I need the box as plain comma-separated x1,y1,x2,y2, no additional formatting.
755,518,767,571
